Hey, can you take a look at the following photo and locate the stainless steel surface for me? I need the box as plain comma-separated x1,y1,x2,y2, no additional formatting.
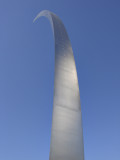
34,10,84,160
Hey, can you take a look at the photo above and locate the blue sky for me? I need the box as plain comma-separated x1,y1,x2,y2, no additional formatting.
0,0,120,160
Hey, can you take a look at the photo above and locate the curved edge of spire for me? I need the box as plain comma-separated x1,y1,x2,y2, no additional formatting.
33,10,51,22
33,10,55,33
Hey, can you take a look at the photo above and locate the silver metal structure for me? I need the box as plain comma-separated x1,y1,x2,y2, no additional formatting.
34,10,84,160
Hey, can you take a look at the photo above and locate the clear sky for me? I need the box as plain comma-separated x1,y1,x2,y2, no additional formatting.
0,0,120,160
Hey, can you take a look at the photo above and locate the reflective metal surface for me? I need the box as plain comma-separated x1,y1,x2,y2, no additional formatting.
34,10,84,160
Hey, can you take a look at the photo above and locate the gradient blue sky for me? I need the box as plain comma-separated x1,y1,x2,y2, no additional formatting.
0,0,120,160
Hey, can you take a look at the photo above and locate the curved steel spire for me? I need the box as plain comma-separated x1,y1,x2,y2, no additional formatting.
34,10,84,160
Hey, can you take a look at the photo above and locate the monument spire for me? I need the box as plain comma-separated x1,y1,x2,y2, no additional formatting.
34,10,84,160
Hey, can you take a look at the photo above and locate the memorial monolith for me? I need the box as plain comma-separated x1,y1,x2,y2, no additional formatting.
34,10,84,160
